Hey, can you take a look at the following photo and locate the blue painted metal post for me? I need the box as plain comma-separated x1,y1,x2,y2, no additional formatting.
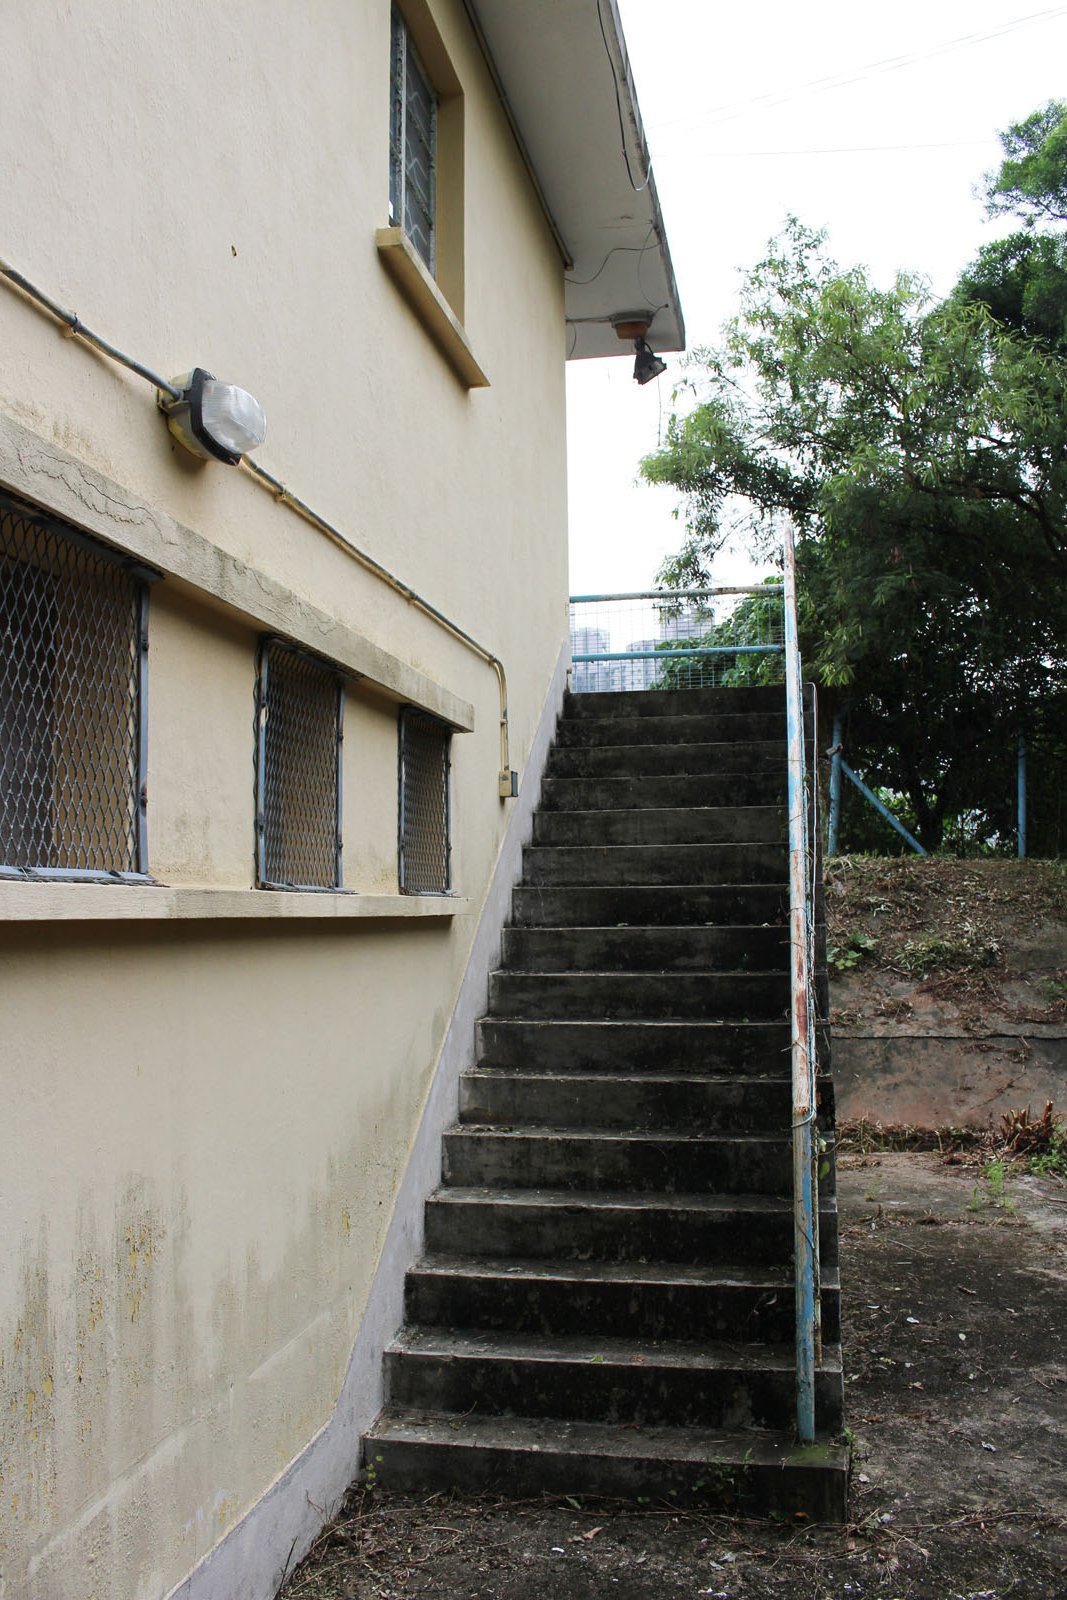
1018,733,1027,860
827,715,843,857
783,526,818,1445
839,760,927,857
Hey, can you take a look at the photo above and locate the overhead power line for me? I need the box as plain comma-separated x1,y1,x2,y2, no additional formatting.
651,5,1067,133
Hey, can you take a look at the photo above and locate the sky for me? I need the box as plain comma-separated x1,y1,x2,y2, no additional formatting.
565,0,1067,595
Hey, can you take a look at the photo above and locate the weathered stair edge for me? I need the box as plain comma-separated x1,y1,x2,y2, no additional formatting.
365,1412,849,1519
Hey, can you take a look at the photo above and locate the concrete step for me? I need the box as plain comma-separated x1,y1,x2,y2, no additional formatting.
487,970,790,1022
564,686,788,719
522,843,787,888
547,740,789,780
532,805,785,847
363,1410,849,1518
499,926,790,973
385,1327,844,1432
442,1128,796,1194
423,1187,840,1268
405,1254,842,1344
540,773,786,809
458,1070,794,1132
555,712,786,748
509,883,789,928
476,1017,796,1072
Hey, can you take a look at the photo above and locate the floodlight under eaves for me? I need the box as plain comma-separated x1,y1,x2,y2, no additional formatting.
633,338,667,386
162,368,267,465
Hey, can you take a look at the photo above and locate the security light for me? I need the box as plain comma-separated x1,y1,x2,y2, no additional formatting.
633,337,667,386
162,368,267,465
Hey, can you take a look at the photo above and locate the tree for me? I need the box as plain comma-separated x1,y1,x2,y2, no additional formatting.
981,99,1067,229
956,100,1067,353
641,219,1067,853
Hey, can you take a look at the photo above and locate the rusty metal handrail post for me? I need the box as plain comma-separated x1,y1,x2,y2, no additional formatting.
782,524,818,1443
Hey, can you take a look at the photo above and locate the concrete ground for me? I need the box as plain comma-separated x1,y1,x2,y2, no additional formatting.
281,1150,1067,1599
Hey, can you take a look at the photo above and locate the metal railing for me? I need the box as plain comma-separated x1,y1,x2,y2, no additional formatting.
783,528,821,1444
569,585,785,693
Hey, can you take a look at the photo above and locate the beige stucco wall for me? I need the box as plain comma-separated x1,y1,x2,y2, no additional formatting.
0,2,570,1595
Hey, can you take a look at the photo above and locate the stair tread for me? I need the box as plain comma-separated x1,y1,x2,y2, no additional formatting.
448,1126,797,1145
411,1252,841,1290
552,739,788,753
492,968,792,979
526,843,787,852
388,1326,843,1373
505,922,788,932
432,1185,837,1214
367,1408,847,1471
462,1069,792,1083
481,1017,793,1029
541,805,784,816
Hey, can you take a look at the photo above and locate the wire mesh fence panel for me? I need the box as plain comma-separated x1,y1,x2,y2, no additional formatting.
256,640,343,889
569,586,786,692
399,707,451,894
0,492,146,875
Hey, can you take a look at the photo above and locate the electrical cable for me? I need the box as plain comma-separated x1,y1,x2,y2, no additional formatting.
595,0,652,192
0,259,182,399
653,4,1067,134
565,229,654,287
655,138,994,161
0,255,514,787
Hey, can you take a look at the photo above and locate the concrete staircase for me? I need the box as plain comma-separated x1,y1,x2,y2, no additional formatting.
364,685,848,1518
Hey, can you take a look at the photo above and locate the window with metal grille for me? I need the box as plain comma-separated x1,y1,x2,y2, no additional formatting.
0,490,151,879
389,5,437,273
255,639,344,890
398,707,451,895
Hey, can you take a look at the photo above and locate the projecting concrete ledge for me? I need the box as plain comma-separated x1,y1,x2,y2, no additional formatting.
0,882,468,922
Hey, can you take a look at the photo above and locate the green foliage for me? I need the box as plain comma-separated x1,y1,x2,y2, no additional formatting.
968,1158,1016,1214
957,102,1067,356
651,578,784,692
1029,1130,1067,1178
826,931,877,972
1000,1098,1067,1176
982,99,1067,229
639,199,1067,853
894,924,1000,978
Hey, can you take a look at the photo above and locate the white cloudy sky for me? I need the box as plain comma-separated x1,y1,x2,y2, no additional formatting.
566,0,1067,594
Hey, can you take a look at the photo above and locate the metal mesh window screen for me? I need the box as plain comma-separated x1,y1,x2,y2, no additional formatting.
0,493,146,876
389,5,437,273
399,707,451,895
256,640,343,890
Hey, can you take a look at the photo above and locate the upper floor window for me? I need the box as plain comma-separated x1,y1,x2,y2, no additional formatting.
0,491,153,879
390,5,438,275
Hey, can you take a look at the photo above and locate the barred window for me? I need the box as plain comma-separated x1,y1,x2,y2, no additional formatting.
255,639,344,890
0,491,151,879
389,5,437,273
398,706,451,895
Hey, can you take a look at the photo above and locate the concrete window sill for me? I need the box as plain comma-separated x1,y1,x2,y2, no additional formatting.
0,882,467,922
376,227,489,390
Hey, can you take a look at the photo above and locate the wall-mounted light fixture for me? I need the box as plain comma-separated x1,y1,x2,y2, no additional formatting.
611,314,668,386
160,368,267,465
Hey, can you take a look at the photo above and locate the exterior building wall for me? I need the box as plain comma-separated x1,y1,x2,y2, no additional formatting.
0,3,569,1597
